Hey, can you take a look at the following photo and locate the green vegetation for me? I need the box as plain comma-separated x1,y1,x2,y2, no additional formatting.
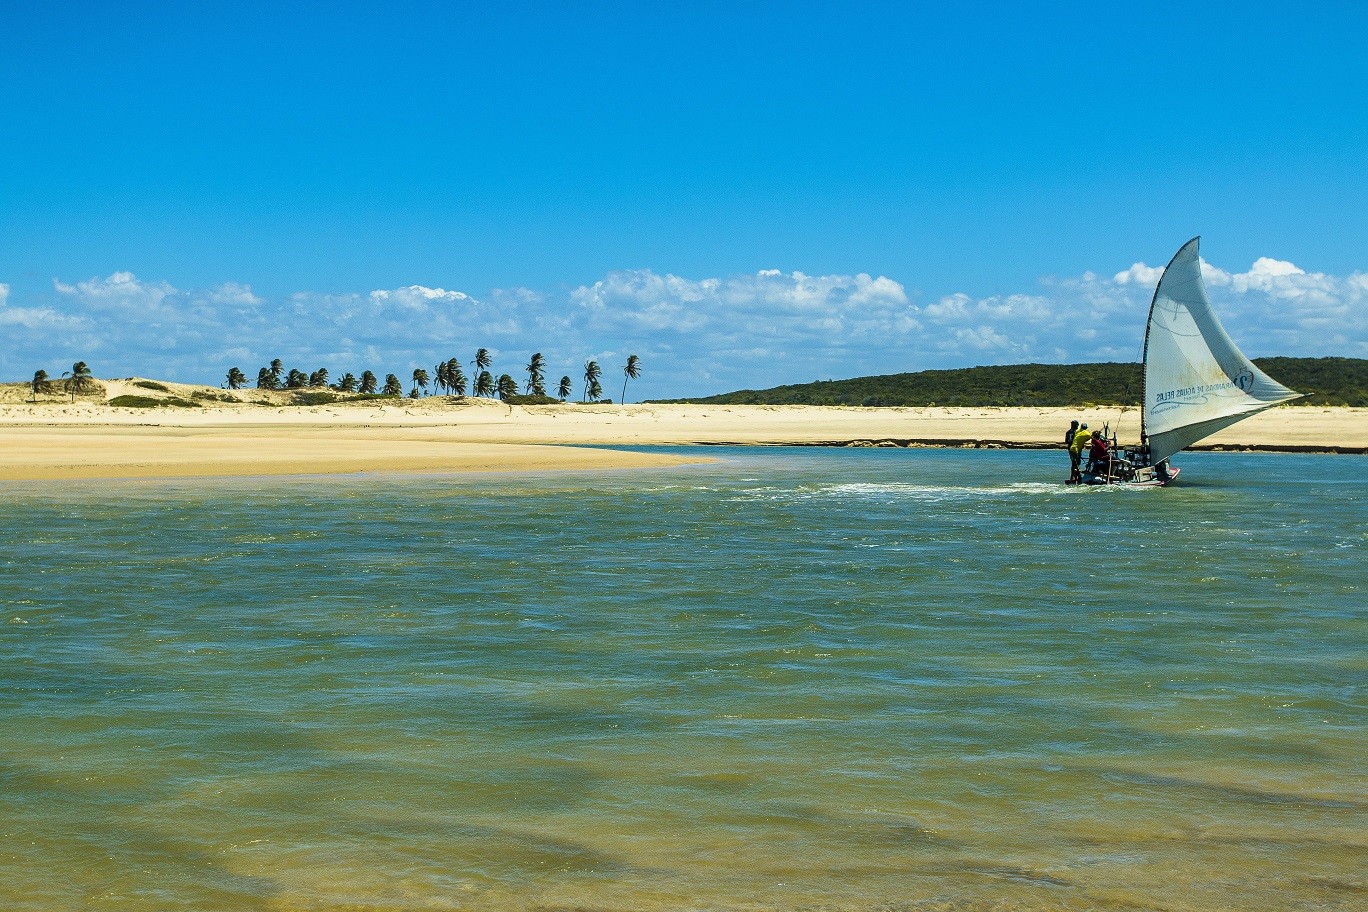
1248,357,1368,407
288,391,341,406
109,395,200,408
133,380,170,391
503,392,560,405
285,391,399,406
655,358,1368,408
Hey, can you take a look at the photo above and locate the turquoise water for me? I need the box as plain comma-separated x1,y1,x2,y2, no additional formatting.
1,448,1364,911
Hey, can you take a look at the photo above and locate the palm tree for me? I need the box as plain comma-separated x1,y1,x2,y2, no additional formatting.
64,361,93,402
411,368,429,396
557,375,572,401
525,352,547,396
225,367,247,389
359,370,378,394
496,373,518,401
447,359,467,396
309,368,329,388
472,348,491,392
621,354,641,404
31,369,49,402
582,360,601,402
257,367,275,390
473,370,493,398
336,372,358,392
382,373,403,396
268,359,284,387
434,361,450,396
286,368,308,389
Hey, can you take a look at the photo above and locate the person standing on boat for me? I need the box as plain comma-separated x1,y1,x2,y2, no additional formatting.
1065,420,1080,481
1067,423,1088,484
1088,430,1111,476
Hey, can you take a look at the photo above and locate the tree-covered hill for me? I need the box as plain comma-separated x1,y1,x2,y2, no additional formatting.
654,357,1368,408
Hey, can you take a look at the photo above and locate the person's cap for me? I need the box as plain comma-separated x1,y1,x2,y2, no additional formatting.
1070,420,1078,425
1080,423,1088,429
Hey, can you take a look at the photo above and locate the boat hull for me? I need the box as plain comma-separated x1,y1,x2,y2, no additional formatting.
1076,465,1180,487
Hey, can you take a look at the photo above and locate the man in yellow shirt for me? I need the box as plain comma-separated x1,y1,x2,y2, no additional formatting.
1068,423,1091,483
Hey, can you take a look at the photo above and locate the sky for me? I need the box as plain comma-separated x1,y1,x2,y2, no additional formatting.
2,2,1365,397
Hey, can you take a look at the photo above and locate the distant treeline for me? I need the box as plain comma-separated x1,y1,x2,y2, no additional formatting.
653,358,1368,408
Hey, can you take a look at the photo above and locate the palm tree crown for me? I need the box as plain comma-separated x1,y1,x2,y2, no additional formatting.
64,361,94,402
525,352,547,396
382,373,403,396
621,354,641,403
225,367,247,389
557,375,572,401
359,370,378,394
447,359,467,396
411,368,429,395
583,360,602,402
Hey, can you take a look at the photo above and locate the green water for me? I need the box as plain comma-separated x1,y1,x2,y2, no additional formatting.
2,448,1364,911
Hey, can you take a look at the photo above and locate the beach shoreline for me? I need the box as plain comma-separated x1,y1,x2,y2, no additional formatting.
5,377,1362,481
1,382,1362,481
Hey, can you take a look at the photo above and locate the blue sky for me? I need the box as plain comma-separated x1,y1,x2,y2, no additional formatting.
2,2,1365,396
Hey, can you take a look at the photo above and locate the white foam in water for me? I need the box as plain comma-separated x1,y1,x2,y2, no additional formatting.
740,481,1073,504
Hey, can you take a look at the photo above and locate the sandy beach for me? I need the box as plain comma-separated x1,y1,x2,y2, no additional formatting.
0,378,1362,481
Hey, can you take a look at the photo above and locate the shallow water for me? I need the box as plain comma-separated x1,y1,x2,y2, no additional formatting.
1,448,1364,911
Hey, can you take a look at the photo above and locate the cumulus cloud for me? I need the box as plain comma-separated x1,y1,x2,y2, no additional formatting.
3,254,1363,396
1112,255,1366,356
1113,263,1165,285
54,271,177,312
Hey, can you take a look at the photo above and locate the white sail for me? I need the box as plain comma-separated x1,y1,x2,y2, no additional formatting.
1142,237,1300,465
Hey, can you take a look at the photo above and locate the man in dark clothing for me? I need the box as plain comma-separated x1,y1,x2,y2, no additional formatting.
1065,420,1080,482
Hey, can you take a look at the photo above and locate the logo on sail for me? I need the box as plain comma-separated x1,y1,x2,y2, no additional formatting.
1234,370,1255,393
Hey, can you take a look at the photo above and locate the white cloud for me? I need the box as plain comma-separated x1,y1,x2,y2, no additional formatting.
1106,254,1365,359
0,305,87,330
5,255,1364,396
1113,263,1164,285
207,282,264,307
54,271,177,312
369,284,475,308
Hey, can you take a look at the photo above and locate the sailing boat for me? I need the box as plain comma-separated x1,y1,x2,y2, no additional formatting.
1079,237,1301,486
